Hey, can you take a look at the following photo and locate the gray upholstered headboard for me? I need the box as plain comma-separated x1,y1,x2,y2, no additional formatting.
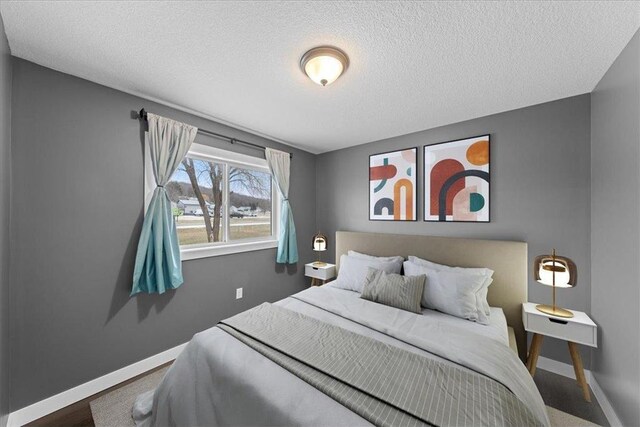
335,231,528,361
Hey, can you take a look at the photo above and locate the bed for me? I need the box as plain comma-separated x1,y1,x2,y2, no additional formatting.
133,231,548,427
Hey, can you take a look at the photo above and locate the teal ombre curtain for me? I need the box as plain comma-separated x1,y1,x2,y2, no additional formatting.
131,113,198,295
265,148,298,264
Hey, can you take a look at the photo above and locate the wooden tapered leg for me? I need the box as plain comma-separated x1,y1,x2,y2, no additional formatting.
310,278,325,287
527,333,544,376
568,341,591,402
569,346,581,383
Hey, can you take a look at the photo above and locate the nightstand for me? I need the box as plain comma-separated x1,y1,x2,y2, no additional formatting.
522,302,597,402
305,262,336,286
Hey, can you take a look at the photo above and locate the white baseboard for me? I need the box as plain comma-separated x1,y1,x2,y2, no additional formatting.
589,375,623,427
537,356,622,427
537,356,592,383
7,342,188,427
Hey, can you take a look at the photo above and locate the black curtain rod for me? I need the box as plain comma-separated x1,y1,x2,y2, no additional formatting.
136,108,292,159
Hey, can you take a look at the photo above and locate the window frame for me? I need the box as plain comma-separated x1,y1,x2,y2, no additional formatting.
144,141,280,261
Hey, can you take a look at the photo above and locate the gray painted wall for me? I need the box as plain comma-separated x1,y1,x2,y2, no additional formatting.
9,58,316,409
590,29,640,427
0,13,11,427
316,94,592,366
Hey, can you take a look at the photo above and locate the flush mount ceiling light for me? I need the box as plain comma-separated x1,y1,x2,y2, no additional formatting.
300,46,349,86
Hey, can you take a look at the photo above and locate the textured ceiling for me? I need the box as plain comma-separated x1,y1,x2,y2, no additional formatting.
1,1,639,154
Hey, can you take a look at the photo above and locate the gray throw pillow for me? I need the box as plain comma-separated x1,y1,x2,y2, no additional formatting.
360,268,425,314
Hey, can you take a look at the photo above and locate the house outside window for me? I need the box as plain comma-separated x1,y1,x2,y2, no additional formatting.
145,142,279,260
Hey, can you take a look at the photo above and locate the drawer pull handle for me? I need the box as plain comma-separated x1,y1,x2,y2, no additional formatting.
312,267,319,270
548,318,568,325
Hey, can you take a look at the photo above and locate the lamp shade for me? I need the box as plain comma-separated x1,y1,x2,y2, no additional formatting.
312,232,327,252
533,253,576,288
533,250,576,318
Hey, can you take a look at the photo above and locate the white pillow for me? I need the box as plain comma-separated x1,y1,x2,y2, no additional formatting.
403,261,485,322
407,256,494,278
473,279,493,324
407,256,493,321
333,254,403,293
348,250,405,264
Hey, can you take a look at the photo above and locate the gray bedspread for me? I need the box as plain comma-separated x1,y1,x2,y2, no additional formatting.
220,303,542,427
134,286,549,427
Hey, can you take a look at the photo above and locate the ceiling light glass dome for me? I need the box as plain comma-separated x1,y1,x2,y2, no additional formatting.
300,46,349,86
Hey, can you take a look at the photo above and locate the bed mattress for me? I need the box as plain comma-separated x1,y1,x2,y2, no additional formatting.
134,285,548,427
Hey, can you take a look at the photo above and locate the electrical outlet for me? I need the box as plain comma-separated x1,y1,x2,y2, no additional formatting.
236,288,243,299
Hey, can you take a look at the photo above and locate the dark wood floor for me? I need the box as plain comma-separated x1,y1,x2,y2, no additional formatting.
534,369,609,426
27,362,173,427
28,365,609,426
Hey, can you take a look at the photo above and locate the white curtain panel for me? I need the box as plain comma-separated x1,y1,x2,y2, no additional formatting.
265,148,298,264
131,113,198,295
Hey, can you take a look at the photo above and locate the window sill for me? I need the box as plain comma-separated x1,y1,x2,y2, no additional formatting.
180,239,278,261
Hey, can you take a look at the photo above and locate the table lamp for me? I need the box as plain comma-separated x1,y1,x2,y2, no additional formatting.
312,232,327,266
533,249,576,318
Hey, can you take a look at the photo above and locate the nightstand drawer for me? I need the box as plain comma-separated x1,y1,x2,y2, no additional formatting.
524,311,597,347
305,264,335,280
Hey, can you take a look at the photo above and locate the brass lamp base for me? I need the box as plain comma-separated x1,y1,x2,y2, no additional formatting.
536,304,574,318
312,261,327,267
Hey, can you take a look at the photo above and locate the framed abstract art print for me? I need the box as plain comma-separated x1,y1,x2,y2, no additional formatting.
369,147,417,221
424,135,490,222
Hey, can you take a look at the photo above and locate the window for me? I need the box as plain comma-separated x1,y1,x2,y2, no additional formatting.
145,143,279,260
